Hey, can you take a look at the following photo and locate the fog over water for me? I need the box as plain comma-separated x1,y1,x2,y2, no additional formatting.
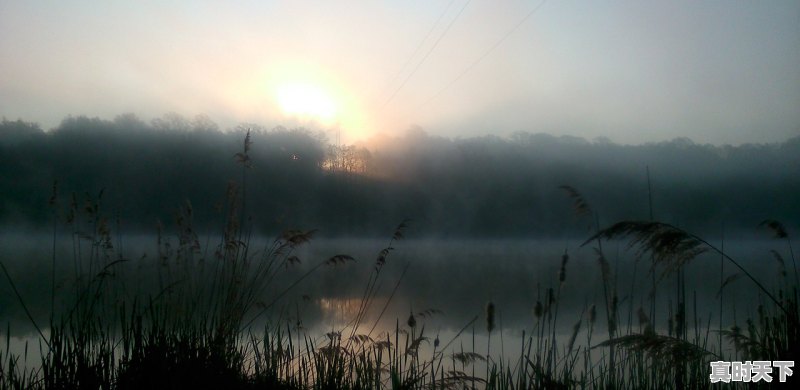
0,117,797,372
0,233,789,337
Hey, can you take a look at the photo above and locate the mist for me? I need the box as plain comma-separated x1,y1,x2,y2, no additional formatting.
1,113,798,387
1,114,797,238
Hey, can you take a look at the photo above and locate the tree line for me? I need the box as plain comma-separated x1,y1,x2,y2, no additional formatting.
1,115,797,237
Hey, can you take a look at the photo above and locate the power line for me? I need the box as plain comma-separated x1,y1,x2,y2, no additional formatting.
420,0,548,108
384,0,473,107
384,0,459,95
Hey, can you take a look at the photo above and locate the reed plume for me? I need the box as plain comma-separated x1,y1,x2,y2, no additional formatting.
582,221,706,278
485,302,495,333
594,333,718,362
761,219,788,238
558,185,592,217
584,220,791,317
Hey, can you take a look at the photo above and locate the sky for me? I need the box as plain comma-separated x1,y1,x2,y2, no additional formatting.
1,0,798,145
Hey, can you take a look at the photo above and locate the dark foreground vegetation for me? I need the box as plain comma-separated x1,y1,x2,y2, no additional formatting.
1,122,798,389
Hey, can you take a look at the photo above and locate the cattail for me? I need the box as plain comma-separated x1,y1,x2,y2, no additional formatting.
558,249,569,282
608,294,618,334
434,334,440,348
543,287,555,316
407,311,417,329
589,304,597,325
486,302,496,333
567,319,582,353
534,301,543,318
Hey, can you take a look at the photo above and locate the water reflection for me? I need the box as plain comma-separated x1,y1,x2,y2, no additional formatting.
0,233,785,352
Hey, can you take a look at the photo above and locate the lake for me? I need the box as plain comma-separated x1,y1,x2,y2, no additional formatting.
1,230,789,365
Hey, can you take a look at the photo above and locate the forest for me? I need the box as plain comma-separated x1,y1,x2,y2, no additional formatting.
1,114,798,237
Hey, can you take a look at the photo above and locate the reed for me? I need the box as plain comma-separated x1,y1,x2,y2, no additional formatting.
1,147,797,389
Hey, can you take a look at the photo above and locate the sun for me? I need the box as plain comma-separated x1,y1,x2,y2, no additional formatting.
226,61,373,142
275,82,337,123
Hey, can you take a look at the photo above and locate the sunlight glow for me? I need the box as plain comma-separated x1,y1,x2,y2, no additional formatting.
275,82,337,122
223,60,374,143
